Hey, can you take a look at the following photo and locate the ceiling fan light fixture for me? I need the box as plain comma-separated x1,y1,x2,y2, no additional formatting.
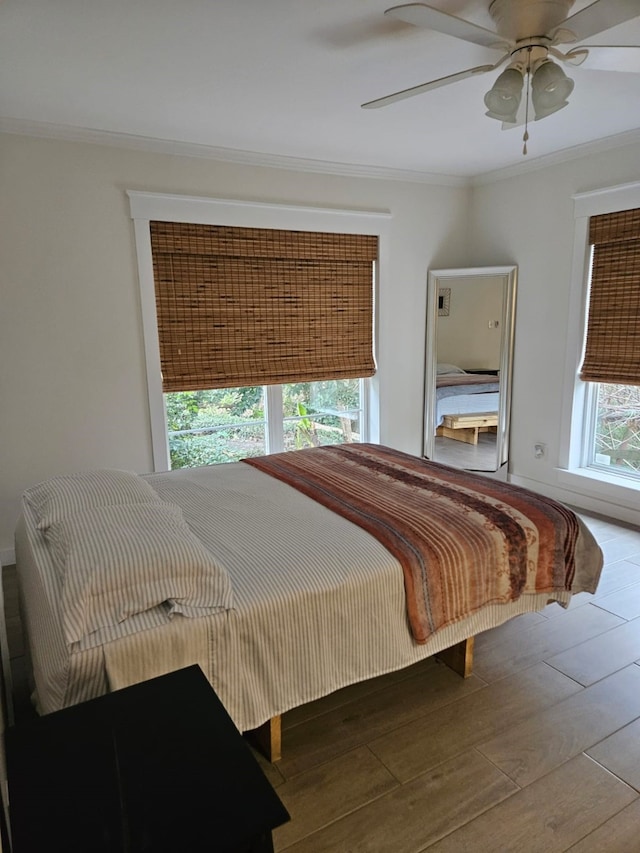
483,67,524,122
531,59,574,118
533,98,571,120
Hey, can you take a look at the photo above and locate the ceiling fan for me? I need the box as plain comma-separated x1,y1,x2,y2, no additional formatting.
362,0,640,149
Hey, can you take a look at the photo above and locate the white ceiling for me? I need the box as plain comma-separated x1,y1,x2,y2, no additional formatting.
1,0,639,180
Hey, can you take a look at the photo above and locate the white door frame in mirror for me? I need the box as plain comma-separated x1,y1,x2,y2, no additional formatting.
423,266,517,472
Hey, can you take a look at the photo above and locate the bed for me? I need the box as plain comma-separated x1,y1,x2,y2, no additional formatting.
15,443,603,760
435,366,501,445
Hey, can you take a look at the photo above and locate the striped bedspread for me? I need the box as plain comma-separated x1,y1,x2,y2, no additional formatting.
245,444,586,644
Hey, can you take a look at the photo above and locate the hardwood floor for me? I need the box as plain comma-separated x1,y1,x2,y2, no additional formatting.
4,511,640,851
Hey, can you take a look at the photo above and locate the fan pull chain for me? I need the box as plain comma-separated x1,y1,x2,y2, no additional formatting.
523,47,532,155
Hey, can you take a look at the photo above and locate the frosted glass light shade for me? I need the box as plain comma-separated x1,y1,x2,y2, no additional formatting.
484,68,523,122
533,99,570,119
532,61,574,119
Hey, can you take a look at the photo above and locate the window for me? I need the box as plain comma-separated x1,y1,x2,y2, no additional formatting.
129,192,389,472
559,181,640,506
579,206,640,483
150,220,375,468
165,378,366,468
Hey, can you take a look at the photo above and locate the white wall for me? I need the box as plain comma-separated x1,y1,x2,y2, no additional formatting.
437,275,504,370
469,140,640,525
0,133,471,557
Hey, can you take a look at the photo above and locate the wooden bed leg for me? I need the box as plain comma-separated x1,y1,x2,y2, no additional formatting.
436,636,475,678
245,715,282,763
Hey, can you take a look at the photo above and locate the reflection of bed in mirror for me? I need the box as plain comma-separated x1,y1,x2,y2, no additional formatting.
435,368,500,446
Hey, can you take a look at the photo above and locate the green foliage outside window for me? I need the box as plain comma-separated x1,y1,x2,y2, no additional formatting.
165,388,264,431
165,387,265,468
165,380,361,469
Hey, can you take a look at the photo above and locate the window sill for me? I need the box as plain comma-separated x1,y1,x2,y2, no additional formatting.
556,466,639,509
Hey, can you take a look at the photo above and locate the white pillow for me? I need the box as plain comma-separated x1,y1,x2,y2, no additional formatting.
24,469,162,530
436,363,467,375
46,502,234,645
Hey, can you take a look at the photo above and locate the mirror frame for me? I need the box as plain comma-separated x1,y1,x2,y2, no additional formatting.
423,265,517,471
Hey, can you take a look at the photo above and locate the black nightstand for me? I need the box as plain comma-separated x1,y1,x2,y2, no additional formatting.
6,665,289,852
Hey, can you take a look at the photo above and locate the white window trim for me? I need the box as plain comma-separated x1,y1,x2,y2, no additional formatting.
128,191,390,471
264,385,283,455
558,180,640,508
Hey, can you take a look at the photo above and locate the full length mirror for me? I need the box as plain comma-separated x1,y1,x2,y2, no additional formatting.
423,266,517,473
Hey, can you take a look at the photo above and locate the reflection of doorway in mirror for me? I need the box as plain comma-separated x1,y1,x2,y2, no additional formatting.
438,288,450,316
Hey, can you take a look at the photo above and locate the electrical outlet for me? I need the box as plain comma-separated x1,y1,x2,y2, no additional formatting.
534,443,546,459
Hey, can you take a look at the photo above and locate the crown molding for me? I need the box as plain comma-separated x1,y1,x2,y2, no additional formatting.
471,127,640,186
5,115,638,189
0,117,468,188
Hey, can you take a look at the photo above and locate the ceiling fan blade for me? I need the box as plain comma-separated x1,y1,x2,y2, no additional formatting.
558,0,640,42
384,3,508,50
572,44,640,72
361,63,497,109
551,46,590,65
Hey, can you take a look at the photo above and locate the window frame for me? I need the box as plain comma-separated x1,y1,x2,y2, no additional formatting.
558,180,640,505
129,191,390,471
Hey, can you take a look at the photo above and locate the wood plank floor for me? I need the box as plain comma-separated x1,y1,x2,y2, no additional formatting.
4,511,640,851
433,433,498,471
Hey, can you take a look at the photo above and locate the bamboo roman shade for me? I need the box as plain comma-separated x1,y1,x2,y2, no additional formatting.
150,221,377,392
580,207,640,386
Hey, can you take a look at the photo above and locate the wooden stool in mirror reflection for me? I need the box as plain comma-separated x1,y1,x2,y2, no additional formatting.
437,411,499,446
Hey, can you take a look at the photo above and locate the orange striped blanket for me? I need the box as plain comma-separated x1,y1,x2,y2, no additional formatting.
244,443,588,644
